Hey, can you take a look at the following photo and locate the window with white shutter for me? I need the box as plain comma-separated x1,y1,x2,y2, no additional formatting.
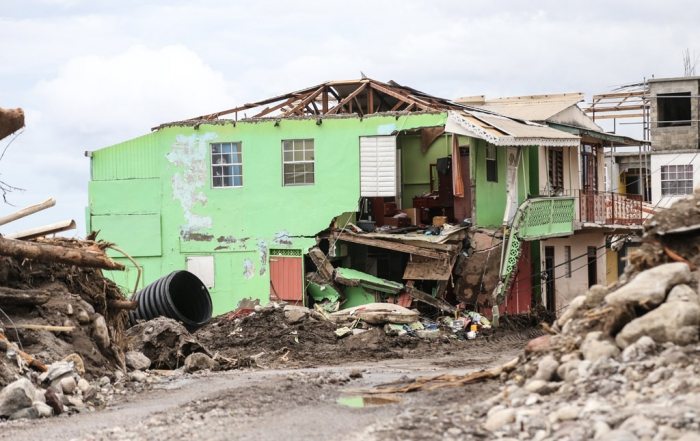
360,136,397,197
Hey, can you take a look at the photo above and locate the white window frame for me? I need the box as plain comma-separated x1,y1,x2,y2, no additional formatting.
211,142,243,188
282,139,315,186
660,164,693,196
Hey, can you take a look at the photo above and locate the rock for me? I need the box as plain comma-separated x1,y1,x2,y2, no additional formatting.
62,353,86,376
34,389,46,404
584,284,608,308
33,401,53,418
593,420,611,439
605,262,691,308
556,360,580,383
184,352,218,373
334,327,353,338
77,378,91,393
678,433,700,441
65,395,85,409
0,378,36,417
76,309,91,324
59,376,77,395
534,355,559,381
283,305,309,323
557,295,586,327
125,351,152,371
615,296,700,348
39,361,75,384
483,408,516,432
129,371,147,383
552,405,579,422
92,314,110,349
66,303,74,315
415,329,440,339
98,376,111,386
667,284,700,304
619,415,656,438
581,331,620,361
599,430,637,441
525,335,552,354
621,335,656,362
44,387,63,415
524,380,559,395
9,406,39,420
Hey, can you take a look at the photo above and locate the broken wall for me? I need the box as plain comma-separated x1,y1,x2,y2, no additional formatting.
88,113,448,314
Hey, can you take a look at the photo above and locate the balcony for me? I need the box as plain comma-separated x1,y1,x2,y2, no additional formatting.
519,197,576,240
576,190,643,226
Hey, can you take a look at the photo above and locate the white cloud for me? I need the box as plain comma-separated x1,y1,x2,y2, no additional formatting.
33,45,236,146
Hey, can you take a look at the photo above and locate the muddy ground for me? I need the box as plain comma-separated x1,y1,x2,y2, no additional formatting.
195,306,543,369
0,328,529,441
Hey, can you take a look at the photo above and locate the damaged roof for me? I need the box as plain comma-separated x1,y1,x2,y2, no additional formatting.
456,93,585,122
155,78,581,147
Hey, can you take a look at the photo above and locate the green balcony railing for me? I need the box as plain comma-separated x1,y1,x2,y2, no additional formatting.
518,196,575,240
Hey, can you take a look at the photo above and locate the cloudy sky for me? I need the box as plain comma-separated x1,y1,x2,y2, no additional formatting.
1,0,698,235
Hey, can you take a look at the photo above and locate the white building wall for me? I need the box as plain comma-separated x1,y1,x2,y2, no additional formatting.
650,152,700,208
541,231,606,313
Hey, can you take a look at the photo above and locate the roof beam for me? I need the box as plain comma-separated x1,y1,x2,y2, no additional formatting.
369,82,432,111
326,82,369,115
281,86,325,117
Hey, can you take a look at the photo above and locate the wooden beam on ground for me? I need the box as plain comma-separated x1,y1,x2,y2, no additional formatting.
0,286,51,305
333,232,447,260
0,198,56,227
404,285,456,313
0,237,125,270
7,219,76,240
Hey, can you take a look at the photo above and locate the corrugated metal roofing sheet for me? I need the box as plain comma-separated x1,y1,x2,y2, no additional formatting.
457,93,584,122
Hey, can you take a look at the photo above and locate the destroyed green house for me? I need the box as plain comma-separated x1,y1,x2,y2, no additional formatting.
87,79,583,316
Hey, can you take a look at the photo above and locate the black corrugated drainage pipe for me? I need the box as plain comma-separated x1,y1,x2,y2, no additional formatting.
129,271,213,330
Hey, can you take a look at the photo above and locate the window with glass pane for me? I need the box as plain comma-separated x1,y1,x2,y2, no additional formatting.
660,164,693,196
282,139,315,185
211,142,243,188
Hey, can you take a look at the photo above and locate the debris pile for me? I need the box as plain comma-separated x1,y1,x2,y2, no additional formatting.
0,237,135,420
368,190,700,440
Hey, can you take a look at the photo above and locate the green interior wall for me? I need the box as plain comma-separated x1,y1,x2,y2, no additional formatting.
89,113,447,314
399,133,450,207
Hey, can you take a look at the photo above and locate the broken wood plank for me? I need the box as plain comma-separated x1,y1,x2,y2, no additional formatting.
333,232,448,260
0,236,125,270
4,324,74,333
0,332,47,372
0,198,56,227
404,285,456,314
403,257,453,281
327,82,369,115
6,219,77,240
0,286,51,305
307,247,335,282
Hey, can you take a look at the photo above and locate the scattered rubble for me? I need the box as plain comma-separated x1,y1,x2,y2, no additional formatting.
366,190,700,440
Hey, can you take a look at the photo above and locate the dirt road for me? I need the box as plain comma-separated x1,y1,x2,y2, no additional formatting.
0,337,525,441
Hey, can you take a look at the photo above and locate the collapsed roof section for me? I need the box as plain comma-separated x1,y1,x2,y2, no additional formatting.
160,78,466,128
154,77,580,147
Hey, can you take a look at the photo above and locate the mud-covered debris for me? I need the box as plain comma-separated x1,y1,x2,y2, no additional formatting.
126,317,211,370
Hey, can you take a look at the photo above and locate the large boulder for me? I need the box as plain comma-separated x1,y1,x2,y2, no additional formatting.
580,331,620,362
616,285,700,348
0,378,35,417
605,262,691,308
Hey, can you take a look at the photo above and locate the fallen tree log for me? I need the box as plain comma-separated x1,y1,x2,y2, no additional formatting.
0,107,24,140
0,286,51,305
0,237,124,270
